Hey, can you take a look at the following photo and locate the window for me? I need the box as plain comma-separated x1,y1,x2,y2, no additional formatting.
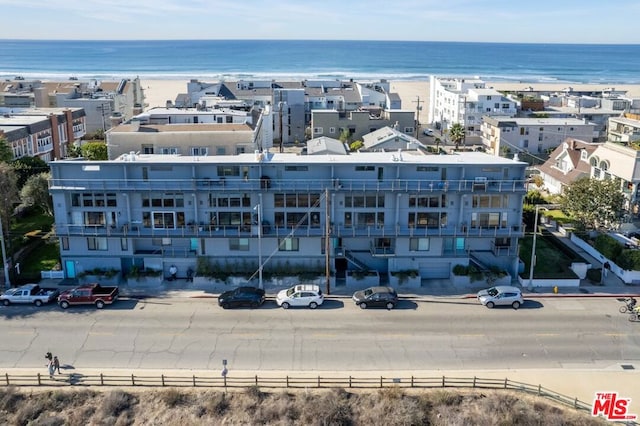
142,144,154,154
229,238,250,251
61,237,69,251
153,212,176,229
216,147,226,155
84,211,105,226
278,237,299,251
191,147,208,156
355,166,375,171
329,127,336,134
159,147,178,155
217,166,240,176
313,127,323,134
471,212,502,228
285,165,308,172
87,237,107,251
417,166,439,172
404,127,414,133
121,238,128,251
410,238,430,251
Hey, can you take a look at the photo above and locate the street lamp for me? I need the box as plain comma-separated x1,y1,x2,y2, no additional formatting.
254,202,263,290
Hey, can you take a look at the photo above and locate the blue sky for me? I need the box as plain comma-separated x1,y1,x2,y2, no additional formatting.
0,0,638,43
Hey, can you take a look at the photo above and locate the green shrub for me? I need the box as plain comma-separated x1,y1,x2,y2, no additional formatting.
452,264,468,276
616,250,640,271
594,234,623,261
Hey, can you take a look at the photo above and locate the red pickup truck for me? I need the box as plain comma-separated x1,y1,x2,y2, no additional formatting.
58,283,119,309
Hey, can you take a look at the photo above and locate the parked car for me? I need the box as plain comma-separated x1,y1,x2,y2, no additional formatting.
477,285,523,309
352,286,398,310
58,283,119,309
1,284,59,307
218,286,265,309
422,128,434,136
276,284,324,309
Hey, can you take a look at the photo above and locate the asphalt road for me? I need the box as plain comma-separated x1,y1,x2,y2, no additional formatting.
1,296,639,372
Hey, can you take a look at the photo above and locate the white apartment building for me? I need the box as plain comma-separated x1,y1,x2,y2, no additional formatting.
481,117,595,157
428,76,517,140
608,115,640,144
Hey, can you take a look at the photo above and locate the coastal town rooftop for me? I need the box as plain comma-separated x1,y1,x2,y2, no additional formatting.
57,150,527,166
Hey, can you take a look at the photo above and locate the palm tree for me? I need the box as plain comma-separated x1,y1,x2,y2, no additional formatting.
448,123,465,151
434,138,442,153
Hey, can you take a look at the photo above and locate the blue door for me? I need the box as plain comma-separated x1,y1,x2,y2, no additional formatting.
65,260,76,278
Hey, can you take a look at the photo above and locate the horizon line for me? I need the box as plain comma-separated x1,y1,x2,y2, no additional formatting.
1,38,639,46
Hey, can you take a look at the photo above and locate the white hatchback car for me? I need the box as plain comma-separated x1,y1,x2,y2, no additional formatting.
276,284,324,309
477,285,524,309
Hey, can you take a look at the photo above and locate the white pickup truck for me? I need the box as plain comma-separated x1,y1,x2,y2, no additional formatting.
0,284,60,307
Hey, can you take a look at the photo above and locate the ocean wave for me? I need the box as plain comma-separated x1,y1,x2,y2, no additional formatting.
2,70,639,85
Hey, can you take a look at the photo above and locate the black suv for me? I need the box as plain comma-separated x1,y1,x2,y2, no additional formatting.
352,286,398,310
218,286,265,309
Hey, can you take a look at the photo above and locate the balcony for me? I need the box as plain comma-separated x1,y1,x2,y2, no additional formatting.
53,222,525,240
49,177,527,194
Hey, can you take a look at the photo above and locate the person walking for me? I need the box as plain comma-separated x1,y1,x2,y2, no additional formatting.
53,355,61,374
169,265,178,281
47,358,55,378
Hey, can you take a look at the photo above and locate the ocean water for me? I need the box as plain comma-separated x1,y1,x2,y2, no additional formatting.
1,39,639,83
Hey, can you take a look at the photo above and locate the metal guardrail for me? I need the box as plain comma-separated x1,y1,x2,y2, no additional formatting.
1,373,594,414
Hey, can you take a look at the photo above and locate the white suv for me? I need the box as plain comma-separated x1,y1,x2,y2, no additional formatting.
477,285,523,309
276,284,324,309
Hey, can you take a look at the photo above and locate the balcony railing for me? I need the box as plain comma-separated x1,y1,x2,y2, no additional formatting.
49,177,527,194
53,222,524,240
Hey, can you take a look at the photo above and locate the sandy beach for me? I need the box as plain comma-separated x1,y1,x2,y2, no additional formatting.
140,78,640,127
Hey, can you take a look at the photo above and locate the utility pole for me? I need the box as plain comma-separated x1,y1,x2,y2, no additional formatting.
412,96,422,139
0,214,10,289
324,188,331,295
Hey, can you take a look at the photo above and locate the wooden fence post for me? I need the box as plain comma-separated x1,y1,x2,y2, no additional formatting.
223,375,227,389
37,373,41,386
100,373,104,385
538,384,541,395
473,376,476,388
131,374,135,386
380,376,383,388
442,376,445,387
504,378,507,389
317,376,320,388
410,376,414,388
286,376,289,388
349,376,352,388
161,374,165,386
255,375,258,386
5,373,8,385
193,375,196,387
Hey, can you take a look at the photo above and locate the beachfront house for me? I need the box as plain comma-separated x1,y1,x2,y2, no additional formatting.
310,109,415,143
177,79,404,147
428,76,517,143
534,138,602,194
49,150,527,285
0,78,144,133
0,107,86,162
480,116,595,157
105,106,272,159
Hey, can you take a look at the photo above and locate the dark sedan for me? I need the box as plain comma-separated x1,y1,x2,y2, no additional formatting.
352,286,398,310
218,286,265,309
